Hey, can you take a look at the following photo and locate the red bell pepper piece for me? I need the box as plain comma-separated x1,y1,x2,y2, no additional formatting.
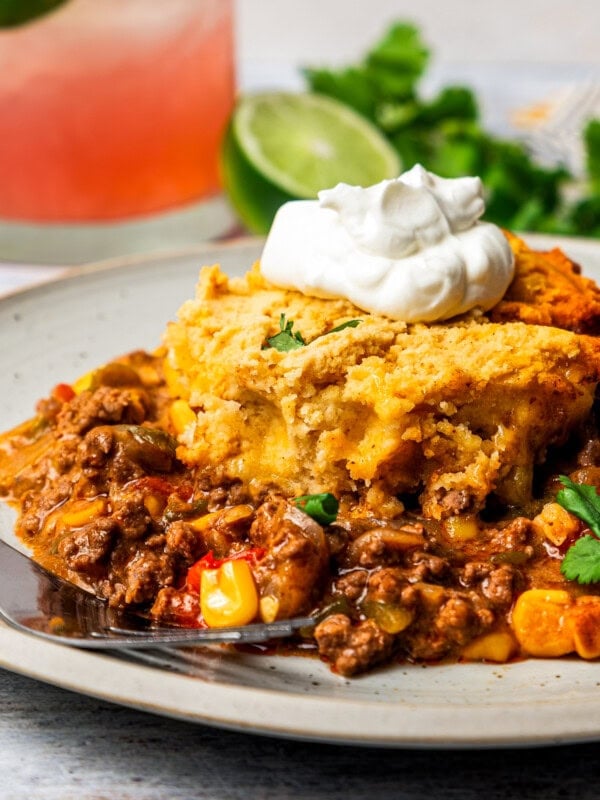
52,383,76,404
186,547,265,593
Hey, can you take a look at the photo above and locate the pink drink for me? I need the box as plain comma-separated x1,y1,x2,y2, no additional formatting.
0,0,235,222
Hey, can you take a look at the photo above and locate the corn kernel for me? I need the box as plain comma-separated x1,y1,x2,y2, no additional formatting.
259,595,280,624
61,498,107,528
443,514,480,541
144,493,166,518
200,560,258,628
462,631,518,662
170,400,196,436
511,589,574,657
362,601,414,634
532,502,580,546
413,582,446,604
570,596,600,659
72,370,94,394
136,364,160,387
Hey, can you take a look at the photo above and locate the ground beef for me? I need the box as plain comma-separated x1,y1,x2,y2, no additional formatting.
402,586,496,661
56,387,149,436
314,614,395,676
165,520,205,563
488,517,533,551
78,424,177,493
58,518,117,574
53,439,79,473
435,596,481,646
365,568,408,605
343,524,427,569
193,476,250,510
334,569,368,603
119,549,176,606
19,477,72,536
110,489,152,540
404,550,449,582
460,561,519,609
437,488,473,516
79,427,114,471
35,395,63,423
576,436,600,467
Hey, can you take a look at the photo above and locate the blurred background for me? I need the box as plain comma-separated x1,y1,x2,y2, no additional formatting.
238,0,600,68
0,0,599,276
238,0,600,135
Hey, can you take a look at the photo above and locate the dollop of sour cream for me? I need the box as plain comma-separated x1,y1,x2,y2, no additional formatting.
260,164,515,323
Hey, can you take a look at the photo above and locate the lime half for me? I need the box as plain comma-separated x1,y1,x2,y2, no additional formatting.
221,92,401,234
0,0,70,27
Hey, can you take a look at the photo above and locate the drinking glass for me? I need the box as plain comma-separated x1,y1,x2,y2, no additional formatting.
0,0,236,263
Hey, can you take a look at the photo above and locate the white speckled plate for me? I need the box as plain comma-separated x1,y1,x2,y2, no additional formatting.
1,234,600,748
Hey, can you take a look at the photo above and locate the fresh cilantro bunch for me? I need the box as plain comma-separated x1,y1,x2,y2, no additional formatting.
304,23,600,237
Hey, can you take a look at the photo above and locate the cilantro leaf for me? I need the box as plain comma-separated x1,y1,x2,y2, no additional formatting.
264,315,361,352
264,314,306,352
303,22,429,120
294,493,339,525
365,22,429,100
560,535,600,584
556,476,600,584
556,475,600,538
303,65,376,120
327,319,361,334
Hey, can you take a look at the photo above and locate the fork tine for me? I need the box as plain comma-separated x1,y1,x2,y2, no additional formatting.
114,647,209,677
113,639,278,677
105,617,314,643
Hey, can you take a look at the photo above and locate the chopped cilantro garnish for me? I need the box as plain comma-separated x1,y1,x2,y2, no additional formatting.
294,493,339,525
327,319,361,334
263,315,361,352
264,314,306,352
556,475,600,584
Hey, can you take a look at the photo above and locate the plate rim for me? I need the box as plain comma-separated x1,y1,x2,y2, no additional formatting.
2,619,600,749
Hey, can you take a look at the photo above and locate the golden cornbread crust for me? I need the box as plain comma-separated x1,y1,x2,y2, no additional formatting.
491,232,600,334
164,237,600,519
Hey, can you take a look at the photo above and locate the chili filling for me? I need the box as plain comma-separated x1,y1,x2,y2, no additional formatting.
1,350,600,677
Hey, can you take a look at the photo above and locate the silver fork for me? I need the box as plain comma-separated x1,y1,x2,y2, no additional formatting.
0,537,313,650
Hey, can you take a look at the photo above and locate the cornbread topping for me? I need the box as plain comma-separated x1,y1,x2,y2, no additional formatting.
260,164,515,322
